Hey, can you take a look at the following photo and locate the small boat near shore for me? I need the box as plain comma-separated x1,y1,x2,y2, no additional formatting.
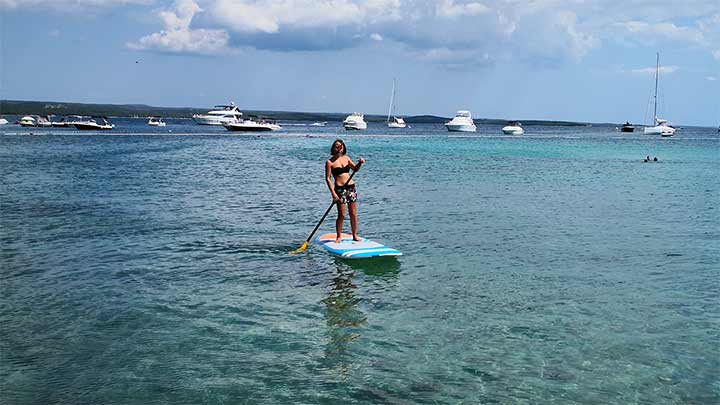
19,115,37,127
223,118,281,132
51,115,83,127
74,117,114,130
148,117,166,127
621,121,635,132
502,121,524,135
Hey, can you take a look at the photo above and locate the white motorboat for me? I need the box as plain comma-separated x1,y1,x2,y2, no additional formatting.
502,121,524,135
19,115,37,127
51,115,82,127
310,121,328,126
386,79,407,128
74,117,114,130
192,102,243,125
445,110,476,132
620,121,635,132
148,117,166,127
0,118,8,125
643,53,676,137
223,118,281,132
343,113,367,130
35,116,53,127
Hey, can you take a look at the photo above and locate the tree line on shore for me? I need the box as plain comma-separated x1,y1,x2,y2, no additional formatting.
0,99,588,126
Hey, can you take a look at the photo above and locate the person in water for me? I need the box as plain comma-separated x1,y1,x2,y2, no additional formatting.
325,139,365,243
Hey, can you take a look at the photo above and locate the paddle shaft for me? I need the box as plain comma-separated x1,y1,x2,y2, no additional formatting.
303,170,357,244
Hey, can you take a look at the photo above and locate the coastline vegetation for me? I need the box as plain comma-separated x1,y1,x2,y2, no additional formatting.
0,99,589,126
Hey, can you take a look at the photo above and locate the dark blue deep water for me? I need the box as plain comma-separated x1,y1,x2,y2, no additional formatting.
1,119,718,403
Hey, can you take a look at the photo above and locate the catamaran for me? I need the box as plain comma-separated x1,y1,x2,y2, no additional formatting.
386,79,407,128
643,53,675,137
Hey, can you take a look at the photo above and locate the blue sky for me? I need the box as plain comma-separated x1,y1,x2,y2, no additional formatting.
1,0,719,126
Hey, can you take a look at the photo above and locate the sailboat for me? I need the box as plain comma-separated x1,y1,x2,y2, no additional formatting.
644,53,676,137
386,79,407,128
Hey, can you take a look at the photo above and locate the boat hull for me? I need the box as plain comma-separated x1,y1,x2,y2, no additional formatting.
502,126,524,135
387,122,406,128
223,123,280,132
343,123,367,130
73,123,114,130
192,116,226,126
644,126,675,136
445,124,476,132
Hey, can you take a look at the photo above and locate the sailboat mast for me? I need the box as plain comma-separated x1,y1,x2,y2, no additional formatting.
653,52,659,123
387,79,396,123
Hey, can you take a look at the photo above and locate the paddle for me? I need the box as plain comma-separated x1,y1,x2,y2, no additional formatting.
290,170,357,254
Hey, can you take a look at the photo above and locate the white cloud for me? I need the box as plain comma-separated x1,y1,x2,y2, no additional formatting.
630,66,679,75
414,47,493,69
0,0,150,10
436,0,490,18
706,76,717,81
60,0,717,67
614,21,704,43
127,0,231,55
209,0,386,34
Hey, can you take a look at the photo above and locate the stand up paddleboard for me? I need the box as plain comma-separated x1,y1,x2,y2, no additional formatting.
316,233,402,259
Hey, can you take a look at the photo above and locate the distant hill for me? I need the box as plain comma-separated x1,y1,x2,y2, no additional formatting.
0,99,590,126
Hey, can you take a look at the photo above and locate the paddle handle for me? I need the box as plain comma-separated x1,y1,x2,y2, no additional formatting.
304,170,357,244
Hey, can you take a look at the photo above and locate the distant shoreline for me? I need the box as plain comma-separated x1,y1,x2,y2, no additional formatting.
0,99,600,126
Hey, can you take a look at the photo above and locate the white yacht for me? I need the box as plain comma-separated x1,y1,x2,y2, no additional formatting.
223,117,281,132
343,113,367,130
19,115,37,127
445,110,476,132
643,53,676,137
192,103,243,125
74,117,114,130
51,115,82,127
148,117,166,127
502,121,524,135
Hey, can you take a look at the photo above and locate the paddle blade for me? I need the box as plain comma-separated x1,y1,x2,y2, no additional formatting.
289,241,309,254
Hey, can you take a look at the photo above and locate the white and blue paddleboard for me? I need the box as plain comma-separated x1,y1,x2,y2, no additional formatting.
316,233,402,259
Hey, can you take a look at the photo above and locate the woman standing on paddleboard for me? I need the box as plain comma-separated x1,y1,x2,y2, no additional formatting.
325,139,365,243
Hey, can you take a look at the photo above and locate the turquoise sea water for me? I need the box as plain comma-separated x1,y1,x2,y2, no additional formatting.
1,120,718,403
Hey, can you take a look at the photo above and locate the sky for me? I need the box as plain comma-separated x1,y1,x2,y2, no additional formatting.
1,0,719,126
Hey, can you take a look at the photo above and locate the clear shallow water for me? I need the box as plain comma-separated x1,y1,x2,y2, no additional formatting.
1,120,718,404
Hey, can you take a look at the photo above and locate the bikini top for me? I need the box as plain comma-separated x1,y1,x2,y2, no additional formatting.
331,165,351,176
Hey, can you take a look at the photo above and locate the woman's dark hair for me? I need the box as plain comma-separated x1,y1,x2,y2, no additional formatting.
331,139,346,155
